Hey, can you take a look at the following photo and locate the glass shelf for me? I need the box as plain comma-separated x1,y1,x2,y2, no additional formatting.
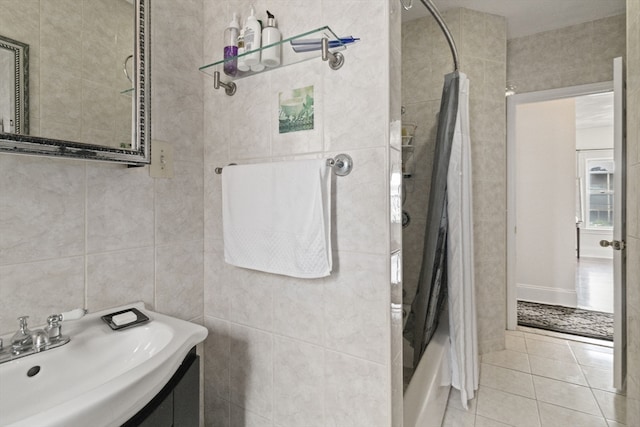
199,26,350,81
120,88,134,96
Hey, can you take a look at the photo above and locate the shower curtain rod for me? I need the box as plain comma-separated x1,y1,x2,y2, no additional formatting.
420,0,460,71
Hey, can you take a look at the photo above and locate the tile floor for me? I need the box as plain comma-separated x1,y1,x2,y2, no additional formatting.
442,329,627,427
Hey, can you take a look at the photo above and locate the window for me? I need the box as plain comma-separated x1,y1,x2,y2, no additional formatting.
585,158,614,229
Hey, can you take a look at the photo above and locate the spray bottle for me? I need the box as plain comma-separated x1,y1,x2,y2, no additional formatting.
223,13,240,76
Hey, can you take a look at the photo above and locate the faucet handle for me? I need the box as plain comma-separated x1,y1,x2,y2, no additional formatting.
60,308,87,321
17,316,29,331
11,316,33,353
46,308,86,342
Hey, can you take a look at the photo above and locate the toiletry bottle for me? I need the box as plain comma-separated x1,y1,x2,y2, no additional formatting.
243,6,262,66
223,13,240,77
237,28,250,72
250,17,265,71
261,10,281,67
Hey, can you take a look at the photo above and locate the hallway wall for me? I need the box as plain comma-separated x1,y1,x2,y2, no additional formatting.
507,14,626,94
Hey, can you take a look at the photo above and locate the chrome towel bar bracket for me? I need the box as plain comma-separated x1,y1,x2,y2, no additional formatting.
215,154,353,176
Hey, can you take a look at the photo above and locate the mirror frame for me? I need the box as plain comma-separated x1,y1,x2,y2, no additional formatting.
0,0,151,165
0,34,29,135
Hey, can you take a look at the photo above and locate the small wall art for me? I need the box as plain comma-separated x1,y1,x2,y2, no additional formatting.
279,85,314,134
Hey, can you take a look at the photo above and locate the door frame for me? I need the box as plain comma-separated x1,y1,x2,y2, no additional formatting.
506,81,614,330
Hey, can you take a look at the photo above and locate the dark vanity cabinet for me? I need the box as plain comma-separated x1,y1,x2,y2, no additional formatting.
123,347,200,427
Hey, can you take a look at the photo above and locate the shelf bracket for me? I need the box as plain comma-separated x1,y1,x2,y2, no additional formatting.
321,38,344,70
213,71,237,96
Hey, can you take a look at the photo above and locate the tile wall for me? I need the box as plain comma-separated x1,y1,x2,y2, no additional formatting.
0,0,135,147
402,8,507,355
626,0,640,423
507,14,626,94
0,0,205,334
202,0,398,425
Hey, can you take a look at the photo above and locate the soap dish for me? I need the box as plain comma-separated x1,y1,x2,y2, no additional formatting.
101,307,150,331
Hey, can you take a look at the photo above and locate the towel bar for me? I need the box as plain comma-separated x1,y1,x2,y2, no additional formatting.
214,154,353,176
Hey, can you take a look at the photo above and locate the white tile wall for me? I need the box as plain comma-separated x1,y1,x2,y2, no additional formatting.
0,0,205,332
202,0,396,425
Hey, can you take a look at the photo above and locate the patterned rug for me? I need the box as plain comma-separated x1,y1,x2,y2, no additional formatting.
517,301,613,341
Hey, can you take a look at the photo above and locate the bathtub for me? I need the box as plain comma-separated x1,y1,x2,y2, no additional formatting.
403,309,451,427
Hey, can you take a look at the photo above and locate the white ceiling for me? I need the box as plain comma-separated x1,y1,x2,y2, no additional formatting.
401,0,626,39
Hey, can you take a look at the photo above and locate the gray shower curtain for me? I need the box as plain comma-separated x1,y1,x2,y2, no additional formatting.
406,71,460,366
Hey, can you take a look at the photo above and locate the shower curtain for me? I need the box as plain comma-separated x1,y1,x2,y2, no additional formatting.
407,70,478,408
446,73,478,407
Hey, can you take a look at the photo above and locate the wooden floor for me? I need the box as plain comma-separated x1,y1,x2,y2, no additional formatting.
576,257,613,313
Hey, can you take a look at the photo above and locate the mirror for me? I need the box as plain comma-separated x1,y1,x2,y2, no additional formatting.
0,35,28,135
0,0,150,165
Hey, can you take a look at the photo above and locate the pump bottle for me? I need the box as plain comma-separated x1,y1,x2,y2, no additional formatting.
261,10,281,67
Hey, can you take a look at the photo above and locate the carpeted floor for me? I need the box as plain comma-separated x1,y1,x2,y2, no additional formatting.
517,301,613,341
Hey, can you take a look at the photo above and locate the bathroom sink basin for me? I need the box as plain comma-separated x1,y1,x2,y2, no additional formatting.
0,302,208,427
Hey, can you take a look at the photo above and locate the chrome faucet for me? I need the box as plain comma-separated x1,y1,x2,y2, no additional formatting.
0,308,86,364
10,316,32,354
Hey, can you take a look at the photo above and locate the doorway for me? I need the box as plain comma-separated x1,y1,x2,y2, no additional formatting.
506,59,627,388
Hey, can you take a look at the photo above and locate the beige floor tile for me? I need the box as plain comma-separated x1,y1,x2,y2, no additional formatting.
476,387,540,427
506,330,525,337
480,363,535,398
605,420,626,427
573,347,614,370
525,337,577,363
447,387,478,413
506,334,527,353
538,401,608,427
442,407,475,427
568,340,613,354
518,327,610,346
523,331,570,345
529,354,588,386
532,376,601,416
482,349,531,373
581,365,620,394
475,415,514,427
592,389,627,423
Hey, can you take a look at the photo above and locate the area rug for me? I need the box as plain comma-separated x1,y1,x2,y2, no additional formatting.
517,301,613,341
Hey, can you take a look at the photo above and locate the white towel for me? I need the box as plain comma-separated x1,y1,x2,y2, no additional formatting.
221,159,332,278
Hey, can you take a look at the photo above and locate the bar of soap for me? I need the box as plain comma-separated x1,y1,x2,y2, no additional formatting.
112,311,138,326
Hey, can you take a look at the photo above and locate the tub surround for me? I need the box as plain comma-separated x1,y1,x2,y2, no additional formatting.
402,8,508,356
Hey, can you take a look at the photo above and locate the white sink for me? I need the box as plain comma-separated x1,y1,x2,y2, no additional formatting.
0,302,208,427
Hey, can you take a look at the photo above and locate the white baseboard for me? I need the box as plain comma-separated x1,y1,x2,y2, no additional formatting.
516,283,577,307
